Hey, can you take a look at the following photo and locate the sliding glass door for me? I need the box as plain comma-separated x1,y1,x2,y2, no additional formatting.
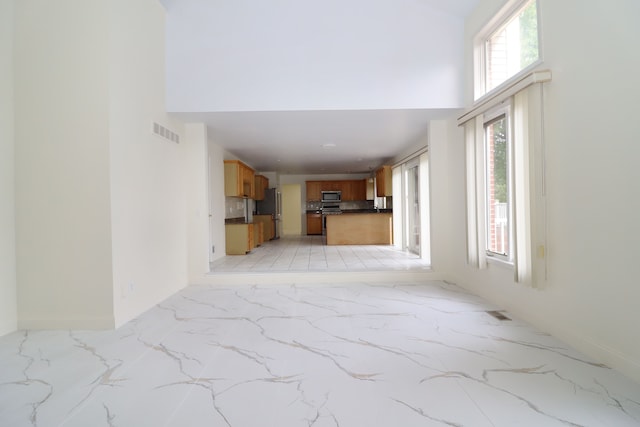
405,159,420,255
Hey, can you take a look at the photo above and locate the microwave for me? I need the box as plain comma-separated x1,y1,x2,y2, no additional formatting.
321,191,341,203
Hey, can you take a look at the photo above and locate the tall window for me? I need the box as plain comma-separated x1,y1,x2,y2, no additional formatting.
463,0,549,285
485,113,510,259
475,0,539,99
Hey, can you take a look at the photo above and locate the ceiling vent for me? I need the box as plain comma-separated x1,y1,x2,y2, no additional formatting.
152,121,180,144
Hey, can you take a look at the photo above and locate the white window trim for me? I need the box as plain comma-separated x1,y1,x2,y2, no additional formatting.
458,69,551,126
473,0,543,101
460,69,551,286
483,104,513,263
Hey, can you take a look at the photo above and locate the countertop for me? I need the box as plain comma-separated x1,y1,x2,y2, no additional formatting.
306,209,392,214
225,217,248,224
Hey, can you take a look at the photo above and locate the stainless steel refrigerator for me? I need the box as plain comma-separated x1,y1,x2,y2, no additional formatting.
255,188,281,239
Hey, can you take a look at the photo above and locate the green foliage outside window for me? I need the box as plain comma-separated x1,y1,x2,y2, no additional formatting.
520,0,539,68
493,119,507,203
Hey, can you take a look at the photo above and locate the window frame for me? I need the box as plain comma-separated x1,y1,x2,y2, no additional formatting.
483,104,513,263
473,0,542,101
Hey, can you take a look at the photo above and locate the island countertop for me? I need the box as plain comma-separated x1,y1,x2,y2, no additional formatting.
325,212,393,245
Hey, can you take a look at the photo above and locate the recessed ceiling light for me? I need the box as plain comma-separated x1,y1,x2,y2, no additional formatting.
321,143,336,149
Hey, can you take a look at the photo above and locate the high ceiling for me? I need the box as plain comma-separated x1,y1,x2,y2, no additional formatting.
161,0,479,174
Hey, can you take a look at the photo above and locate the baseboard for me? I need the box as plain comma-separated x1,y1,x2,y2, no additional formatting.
17,315,116,330
450,275,640,385
520,310,640,385
0,321,18,337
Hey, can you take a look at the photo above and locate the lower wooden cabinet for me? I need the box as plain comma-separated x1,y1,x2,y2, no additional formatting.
253,215,275,240
225,224,254,255
307,213,322,235
253,222,264,247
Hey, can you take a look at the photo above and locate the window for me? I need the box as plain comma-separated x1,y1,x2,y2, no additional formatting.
462,0,549,286
484,111,511,260
475,0,540,99
461,81,548,285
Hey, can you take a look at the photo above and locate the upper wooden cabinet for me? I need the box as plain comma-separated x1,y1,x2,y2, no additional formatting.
306,181,322,201
254,175,269,200
376,166,392,197
224,160,255,198
322,181,342,192
306,179,368,201
340,180,366,201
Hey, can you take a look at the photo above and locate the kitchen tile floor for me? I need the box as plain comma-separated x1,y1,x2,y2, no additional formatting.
2,280,640,426
209,235,431,273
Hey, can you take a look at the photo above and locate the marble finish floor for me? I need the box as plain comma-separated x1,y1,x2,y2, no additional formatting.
210,235,431,272
2,280,640,426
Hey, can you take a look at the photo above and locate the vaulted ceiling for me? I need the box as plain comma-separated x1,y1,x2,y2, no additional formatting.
160,0,479,173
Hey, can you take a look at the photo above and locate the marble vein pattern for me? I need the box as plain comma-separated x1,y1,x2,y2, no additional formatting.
1,281,640,426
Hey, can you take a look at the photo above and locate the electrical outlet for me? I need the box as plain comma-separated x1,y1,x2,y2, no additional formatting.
212,245,215,254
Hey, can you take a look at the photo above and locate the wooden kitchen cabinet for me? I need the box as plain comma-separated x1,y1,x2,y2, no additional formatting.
253,214,275,240
306,213,322,235
253,222,264,247
326,213,393,245
376,165,392,197
225,223,254,255
342,179,366,201
224,160,255,198
322,181,343,192
339,181,352,201
306,181,322,201
254,175,269,200
307,179,369,201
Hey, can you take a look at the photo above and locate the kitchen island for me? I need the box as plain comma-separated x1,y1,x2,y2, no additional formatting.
325,212,393,245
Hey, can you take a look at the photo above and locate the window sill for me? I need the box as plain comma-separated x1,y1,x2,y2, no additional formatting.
487,256,514,270
458,67,551,126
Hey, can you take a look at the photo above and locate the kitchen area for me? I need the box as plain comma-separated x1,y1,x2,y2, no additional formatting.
223,160,281,255
224,159,394,255
305,165,393,245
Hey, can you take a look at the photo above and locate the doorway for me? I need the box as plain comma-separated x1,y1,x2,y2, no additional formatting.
281,184,302,235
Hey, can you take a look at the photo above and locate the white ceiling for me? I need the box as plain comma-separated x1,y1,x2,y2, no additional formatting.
172,108,458,174
161,0,479,174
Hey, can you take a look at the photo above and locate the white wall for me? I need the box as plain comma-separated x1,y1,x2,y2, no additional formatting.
208,139,226,263
164,0,465,112
440,0,640,382
12,0,198,329
14,0,115,329
427,120,455,273
109,0,189,326
184,123,210,281
0,0,17,336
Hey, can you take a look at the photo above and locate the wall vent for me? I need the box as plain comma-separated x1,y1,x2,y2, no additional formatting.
152,121,180,144
486,310,511,321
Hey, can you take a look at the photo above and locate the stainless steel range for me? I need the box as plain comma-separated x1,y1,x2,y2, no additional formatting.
321,204,341,214
321,204,341,234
